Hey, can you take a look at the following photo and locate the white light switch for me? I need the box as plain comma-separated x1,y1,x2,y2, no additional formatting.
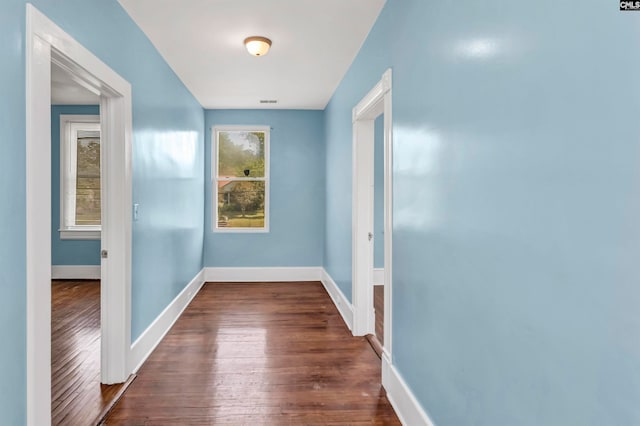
133,203,139,221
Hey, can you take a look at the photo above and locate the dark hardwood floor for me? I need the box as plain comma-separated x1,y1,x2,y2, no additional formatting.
366,285,385,359
374,285,384,343
52,280,132,426
104,281,400,425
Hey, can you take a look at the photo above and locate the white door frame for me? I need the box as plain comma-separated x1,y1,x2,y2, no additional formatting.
352,69,393,359
26,4,133,425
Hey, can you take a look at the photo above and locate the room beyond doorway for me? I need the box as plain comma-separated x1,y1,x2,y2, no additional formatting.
51,280,134,425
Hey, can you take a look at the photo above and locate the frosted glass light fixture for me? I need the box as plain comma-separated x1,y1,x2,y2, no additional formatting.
244,36,272,57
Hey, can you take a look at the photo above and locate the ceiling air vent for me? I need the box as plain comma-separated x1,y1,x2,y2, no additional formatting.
260,99,278,104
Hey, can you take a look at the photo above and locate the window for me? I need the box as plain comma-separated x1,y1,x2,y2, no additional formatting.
60,115,101,240
213,126,269,231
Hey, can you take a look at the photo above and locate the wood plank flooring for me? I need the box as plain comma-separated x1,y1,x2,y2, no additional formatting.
104,282,400,425
366,285,385,359
374,285,384,343
52,280,131,426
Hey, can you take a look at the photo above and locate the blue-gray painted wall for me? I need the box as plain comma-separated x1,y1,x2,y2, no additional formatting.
51,105,101,266
2,0,640,424
204,109,325,267
0,1,204,423
0,1,27,422
324,0,640,424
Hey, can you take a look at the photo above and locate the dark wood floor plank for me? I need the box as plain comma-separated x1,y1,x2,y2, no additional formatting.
366,285,385,359
374,284,384,343
52,280,131,426
105,281,400,424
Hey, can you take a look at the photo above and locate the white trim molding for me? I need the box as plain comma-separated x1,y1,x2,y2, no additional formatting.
52,265,100,280
373,268,385,286
59,114,101,236
26,4,133,424
320,269,354,331
205,267,322,282
352,68,393,342
382,354,436,426
129,269,206,373
352,69,392,123
26,7,53,422
59,229,101,240
381,68,394,356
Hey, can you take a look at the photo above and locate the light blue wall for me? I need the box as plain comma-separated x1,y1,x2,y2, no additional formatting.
323,3,391,301
0,1,204,422
325,0,640,424
374,114,384,269
51,105,101,266
0,1,27,423
204,109,324,267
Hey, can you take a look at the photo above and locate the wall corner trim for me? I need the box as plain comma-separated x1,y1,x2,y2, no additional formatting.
204,266,323,282
51,265,101,280
320,268,354,330
382,354,436,426
129,268,205,373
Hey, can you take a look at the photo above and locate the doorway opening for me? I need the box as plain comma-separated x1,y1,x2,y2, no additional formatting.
49,62,134,425
365,114,385,358
26,4,133,425
351,69,393,365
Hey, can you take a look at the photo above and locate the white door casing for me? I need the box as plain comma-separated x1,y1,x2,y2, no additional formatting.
351,69,393,362
26,4,133,425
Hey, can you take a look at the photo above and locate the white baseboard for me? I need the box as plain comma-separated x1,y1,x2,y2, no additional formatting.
373,268,385,286
320,268,354,331
382,354,435,426
51,265,100,279
129,268,205,373
205,266,323,282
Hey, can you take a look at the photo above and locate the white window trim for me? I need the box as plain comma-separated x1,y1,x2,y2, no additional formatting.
212,125,270,233
59,114,101,240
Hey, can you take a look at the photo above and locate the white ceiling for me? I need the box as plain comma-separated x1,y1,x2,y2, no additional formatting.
51,62,100,105
117,0,386,110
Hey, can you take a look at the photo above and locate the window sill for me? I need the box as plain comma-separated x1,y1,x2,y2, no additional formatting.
213,227,270,233
59,229,101,240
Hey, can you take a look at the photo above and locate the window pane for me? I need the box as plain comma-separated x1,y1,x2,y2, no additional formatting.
75,133,101,225
217,131,265,178
217,180,265,228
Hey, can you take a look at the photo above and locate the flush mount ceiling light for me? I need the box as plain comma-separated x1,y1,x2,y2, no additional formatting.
244,36,272,57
